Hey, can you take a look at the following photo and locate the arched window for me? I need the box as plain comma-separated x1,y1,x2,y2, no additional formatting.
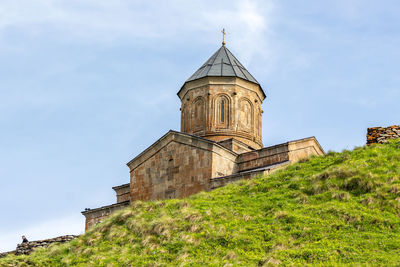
220,99,225,123
216,95,229,128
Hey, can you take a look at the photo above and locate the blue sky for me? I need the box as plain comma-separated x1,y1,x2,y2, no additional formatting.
0,0,399,251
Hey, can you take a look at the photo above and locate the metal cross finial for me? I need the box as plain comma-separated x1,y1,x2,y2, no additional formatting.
222,28,226,46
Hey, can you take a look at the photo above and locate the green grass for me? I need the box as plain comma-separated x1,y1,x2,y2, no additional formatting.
2,140,400,266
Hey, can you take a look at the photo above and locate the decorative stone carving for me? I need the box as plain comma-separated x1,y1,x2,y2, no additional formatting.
178,77,264,149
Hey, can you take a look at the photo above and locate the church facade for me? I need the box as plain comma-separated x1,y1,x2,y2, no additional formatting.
82,44,325,230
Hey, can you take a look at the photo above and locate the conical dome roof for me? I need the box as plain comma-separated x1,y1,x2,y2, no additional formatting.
186,45,260,85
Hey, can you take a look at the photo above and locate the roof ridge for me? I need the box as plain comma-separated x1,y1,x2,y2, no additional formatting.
225,46,259,83
210,46,221,67
223,46,237,77
235,59,250,80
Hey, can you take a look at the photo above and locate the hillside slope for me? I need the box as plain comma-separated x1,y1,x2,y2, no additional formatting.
2,140,400,266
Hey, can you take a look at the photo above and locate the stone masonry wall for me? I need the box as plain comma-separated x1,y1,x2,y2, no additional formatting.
367,126,400,145
113,183,130,203
237,137,324,172
237,143,290,172
130,140,213,201
15,235,78,255
82,201,129,230
128,131,239,202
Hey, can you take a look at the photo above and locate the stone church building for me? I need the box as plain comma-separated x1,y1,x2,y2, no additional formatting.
82,43,325,230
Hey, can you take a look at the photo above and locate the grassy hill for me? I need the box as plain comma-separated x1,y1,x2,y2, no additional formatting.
2,140,400,266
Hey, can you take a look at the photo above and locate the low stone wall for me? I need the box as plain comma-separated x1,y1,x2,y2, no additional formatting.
367,125,400,144
209,161,290,190
0,251,15,258
237,143,290,172
82,201,130,230
237,137,324,172
15,235,78,255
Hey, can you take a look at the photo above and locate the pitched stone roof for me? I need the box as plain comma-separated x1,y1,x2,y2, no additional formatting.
126,130,238,169
186,45,260,85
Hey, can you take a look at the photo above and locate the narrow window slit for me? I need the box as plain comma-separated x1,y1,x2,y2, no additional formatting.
221,100,225,123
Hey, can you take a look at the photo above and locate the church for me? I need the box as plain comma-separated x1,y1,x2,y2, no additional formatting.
82,37,325,230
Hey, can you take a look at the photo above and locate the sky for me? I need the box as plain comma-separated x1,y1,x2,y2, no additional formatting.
0,0,399,252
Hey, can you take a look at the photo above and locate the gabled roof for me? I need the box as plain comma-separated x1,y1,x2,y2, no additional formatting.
186,45,259,85
126,130,238,170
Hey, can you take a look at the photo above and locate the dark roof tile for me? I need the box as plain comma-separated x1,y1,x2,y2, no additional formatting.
186,45,259,85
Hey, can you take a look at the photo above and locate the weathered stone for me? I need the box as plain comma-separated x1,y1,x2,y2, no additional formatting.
367,125,400,145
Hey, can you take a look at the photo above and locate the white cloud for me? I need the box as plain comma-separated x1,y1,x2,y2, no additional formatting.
0,1,274,57
0,214,84,252
201,0,275,66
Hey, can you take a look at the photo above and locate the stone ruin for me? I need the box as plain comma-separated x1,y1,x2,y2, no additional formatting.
367,125,400,145
0,235,78,257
